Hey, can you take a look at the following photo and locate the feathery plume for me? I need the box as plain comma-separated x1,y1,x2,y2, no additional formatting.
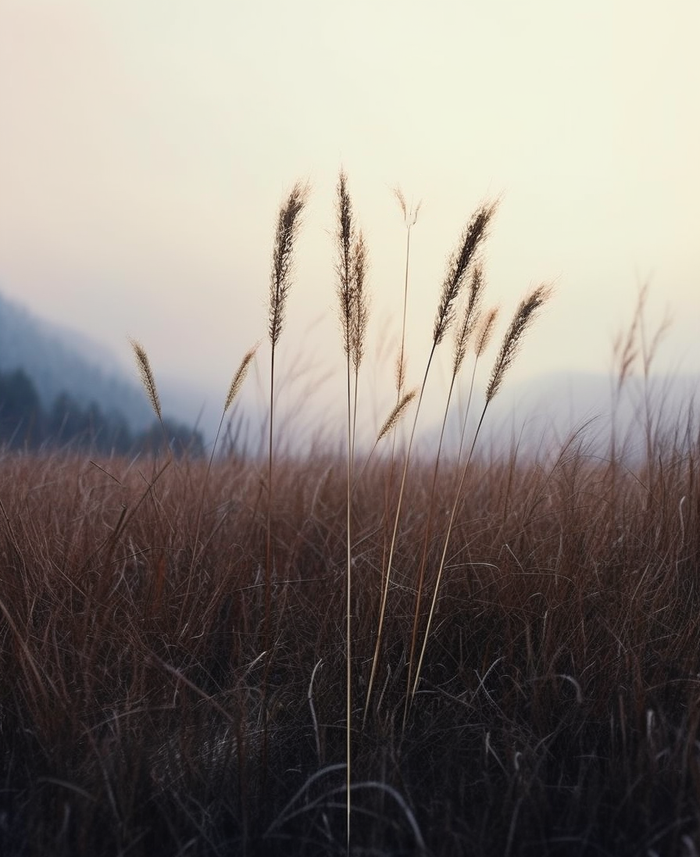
393,186,421,398
393,186,422,227
612,284,647,391
350,230,369,372
130,339,162,422
365,202,495,723
485,284,552,403
377,389,417,442
336,171,356,358
433,203,496,347
394,186,407,220
269,181,310,348
474,306,500,357
336,173,370,372
265,179,309,698
223,343,259,414
395,350,406,396
452,264,485,376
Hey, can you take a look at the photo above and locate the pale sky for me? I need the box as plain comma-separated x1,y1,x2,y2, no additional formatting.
1,0,698,436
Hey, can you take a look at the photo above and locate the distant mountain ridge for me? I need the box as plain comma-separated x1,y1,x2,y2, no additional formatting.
0,289,153,429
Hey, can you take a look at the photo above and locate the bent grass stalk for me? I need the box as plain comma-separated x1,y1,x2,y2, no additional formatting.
130,338,258,611
411,284,552,703
129,339,180,617
351,390,418,495
362,390,418,471
454,307,499,466
403,266,485,726
188,343,259,575
383,190,420,595
364,202,496,724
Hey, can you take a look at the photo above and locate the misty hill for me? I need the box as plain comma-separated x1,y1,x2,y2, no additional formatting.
0,289,154,430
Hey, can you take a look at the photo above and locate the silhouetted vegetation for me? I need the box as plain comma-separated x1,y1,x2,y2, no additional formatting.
0,367,203,455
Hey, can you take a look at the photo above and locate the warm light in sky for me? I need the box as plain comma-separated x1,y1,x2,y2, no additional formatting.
0,0,698,435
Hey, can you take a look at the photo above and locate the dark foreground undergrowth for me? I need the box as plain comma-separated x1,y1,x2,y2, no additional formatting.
1,434,699,856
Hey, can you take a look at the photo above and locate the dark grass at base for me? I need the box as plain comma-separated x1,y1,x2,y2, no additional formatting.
0,448,698,856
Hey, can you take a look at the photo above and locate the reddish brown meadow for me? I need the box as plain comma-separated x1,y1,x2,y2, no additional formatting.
1,177,698,856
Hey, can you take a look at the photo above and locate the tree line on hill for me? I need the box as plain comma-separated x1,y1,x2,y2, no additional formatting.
0,367,204,456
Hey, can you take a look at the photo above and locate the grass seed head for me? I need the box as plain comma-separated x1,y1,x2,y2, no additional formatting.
433,202,496,347
336,171,370,369
377,389,417,442
224,343,259,414
474,306,500,357
269,181,310,348
393,186,422,227
350,230,370,372
486,284,552,403
130,338,162,422
453,264,486,375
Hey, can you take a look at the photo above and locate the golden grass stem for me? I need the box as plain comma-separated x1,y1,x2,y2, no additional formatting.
351,390,417,491
266,181,309,651
393,187,421,401
454,306,499,466
364,203,495,725
188,343,259,577
335,170,369,852
403,269,485,727
411,285,551,701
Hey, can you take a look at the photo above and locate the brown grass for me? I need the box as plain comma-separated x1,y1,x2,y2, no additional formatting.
1,179,697,857
1,418,698,856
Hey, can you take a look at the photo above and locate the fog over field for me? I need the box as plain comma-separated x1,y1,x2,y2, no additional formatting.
0,0,698,434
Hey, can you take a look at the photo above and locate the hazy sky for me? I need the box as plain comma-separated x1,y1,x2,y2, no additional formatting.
1,0,698,432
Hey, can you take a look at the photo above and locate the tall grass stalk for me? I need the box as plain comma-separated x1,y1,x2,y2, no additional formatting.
392,188,421,402
454,306,499,465
129,339,181,621
411,284,552,702
352,389,418,489
266,181,309,653
335,170,369,850
188,343,258,576
364,202,496,723
403,265,485,725
612,283,672,472
375,191,421,728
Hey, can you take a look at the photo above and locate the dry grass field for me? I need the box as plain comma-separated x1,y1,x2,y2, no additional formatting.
1,177,698,856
